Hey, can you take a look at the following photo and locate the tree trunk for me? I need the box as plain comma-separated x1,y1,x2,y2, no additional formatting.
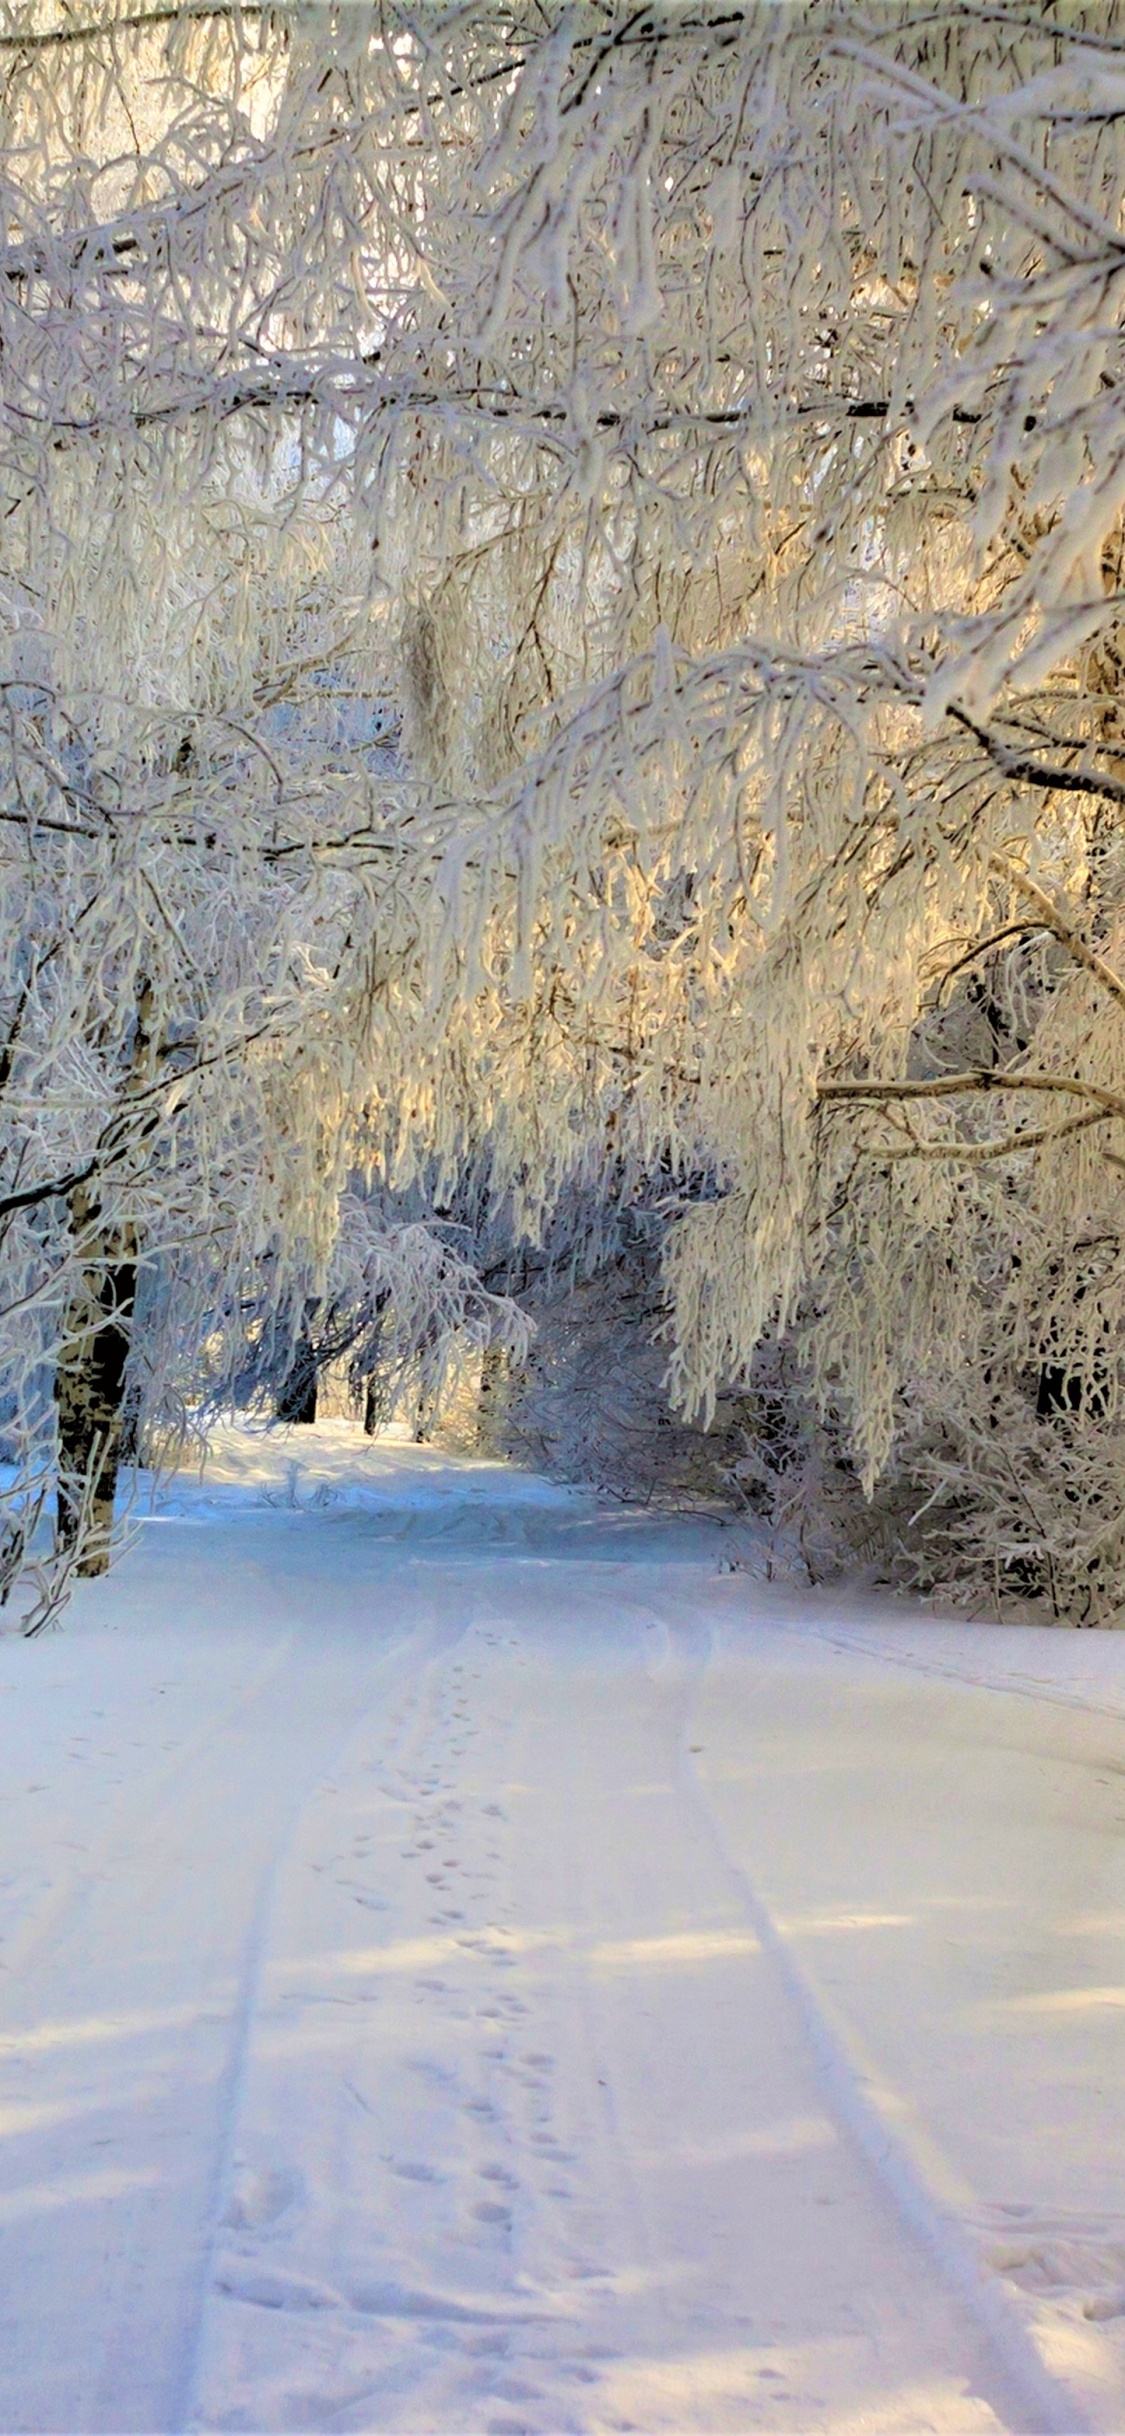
359,1296,391,1435
117,1374,144,1466
54,1197,137,1576
277,1308,319,1424
477,1344,508,1447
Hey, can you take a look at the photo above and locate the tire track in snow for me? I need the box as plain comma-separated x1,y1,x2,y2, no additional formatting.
706,1576,1125,1728
0,1611,308,1993
187,1593,631,2433
0,1553,469,2435
797,1615,1125,1728
131,1553,1097,2435
472,1572,1032,2433
174,1604,472,2434
673,1615,1091,2436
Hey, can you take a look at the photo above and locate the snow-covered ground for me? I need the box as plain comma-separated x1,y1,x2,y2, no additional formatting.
2,1422,1125,2435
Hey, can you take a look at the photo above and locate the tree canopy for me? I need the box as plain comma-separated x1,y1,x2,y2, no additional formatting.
5,1,1125,1620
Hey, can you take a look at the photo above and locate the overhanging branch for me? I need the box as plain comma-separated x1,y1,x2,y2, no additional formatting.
0,5,266,52
988,852,1125,1016
878,1107,1113,1162
949,703,1125,811
818,1068,1125,1121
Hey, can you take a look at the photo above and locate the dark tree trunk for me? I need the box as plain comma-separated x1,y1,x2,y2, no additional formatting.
54,1197,137,1576
277,1313,319,1424
359,1297,391,1435
477,1344,507,1446
117,1375,144,1466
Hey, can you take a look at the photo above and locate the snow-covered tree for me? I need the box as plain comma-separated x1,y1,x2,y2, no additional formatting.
9,2,1125,1616
351,0,1125,1611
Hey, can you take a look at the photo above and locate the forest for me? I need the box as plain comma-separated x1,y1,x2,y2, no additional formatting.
5,0,1125,1625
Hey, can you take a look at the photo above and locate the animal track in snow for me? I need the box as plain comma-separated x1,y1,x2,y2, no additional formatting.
1085,2289,1125,2321
215,2264,339,2312
346,2280,551,2325
221,2165,303,2230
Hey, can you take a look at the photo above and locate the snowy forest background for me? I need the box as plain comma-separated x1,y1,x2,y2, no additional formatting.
5,0,1125,1625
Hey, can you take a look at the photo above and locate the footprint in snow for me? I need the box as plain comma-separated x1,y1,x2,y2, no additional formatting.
1085,2289,1125,2321
216,2265,339,2312
222,2165,303,2230
348,2280,551,2324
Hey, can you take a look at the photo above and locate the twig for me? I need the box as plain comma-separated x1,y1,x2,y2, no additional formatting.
988,852,1125,1017
875,1107,1113,1161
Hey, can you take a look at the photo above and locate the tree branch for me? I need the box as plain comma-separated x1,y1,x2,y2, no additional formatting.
0,5,265,53
0,1157,96,1223
949,703,1125,810
988,852,1125,1017
930,920,1044,1002
818,1068,1125,1120
7,370,947,448
877,1107,1113,1162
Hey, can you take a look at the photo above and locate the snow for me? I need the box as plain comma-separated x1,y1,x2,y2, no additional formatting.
1,1423,1125,2433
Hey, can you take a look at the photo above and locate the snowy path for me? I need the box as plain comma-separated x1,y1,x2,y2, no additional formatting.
1,1429,1124,2433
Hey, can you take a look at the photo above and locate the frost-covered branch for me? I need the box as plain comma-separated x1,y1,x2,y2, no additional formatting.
7,2,1125,1618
